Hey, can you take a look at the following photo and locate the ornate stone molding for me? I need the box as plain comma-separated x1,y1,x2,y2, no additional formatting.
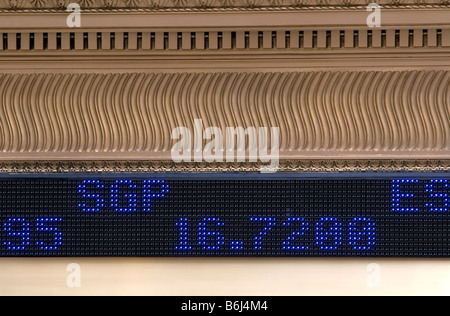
1,28,448,54
0,8,448,173
0,71,447,160
0,159,448,173
0,0,449,11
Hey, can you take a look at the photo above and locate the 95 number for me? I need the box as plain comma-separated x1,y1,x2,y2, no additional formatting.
2,217,63,251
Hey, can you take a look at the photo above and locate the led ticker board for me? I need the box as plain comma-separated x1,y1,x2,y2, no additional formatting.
0,174,448,257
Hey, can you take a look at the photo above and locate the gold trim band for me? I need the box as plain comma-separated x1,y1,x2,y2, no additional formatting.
0,160,448,173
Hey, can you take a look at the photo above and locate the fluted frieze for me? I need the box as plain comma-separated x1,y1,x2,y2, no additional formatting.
0,71,447,160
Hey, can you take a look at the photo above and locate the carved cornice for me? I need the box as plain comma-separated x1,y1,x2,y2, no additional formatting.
0,159,448,173
1,28,448,54
0,0,448,11
0,71,447,160
0,4,445,175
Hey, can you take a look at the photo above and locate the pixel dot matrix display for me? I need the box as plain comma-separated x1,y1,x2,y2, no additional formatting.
0,174,448,257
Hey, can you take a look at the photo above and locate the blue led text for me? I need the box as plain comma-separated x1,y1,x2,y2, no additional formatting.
3,217,63,251
198,217,225,250
392,179,449,212
176,216,375,252
315,217,343,251
78,179,168,212
282,217,310,251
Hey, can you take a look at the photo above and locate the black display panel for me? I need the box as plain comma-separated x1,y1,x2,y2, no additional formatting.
0,173,448,257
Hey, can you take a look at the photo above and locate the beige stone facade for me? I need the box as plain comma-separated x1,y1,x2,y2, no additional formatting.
0,1,448,172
